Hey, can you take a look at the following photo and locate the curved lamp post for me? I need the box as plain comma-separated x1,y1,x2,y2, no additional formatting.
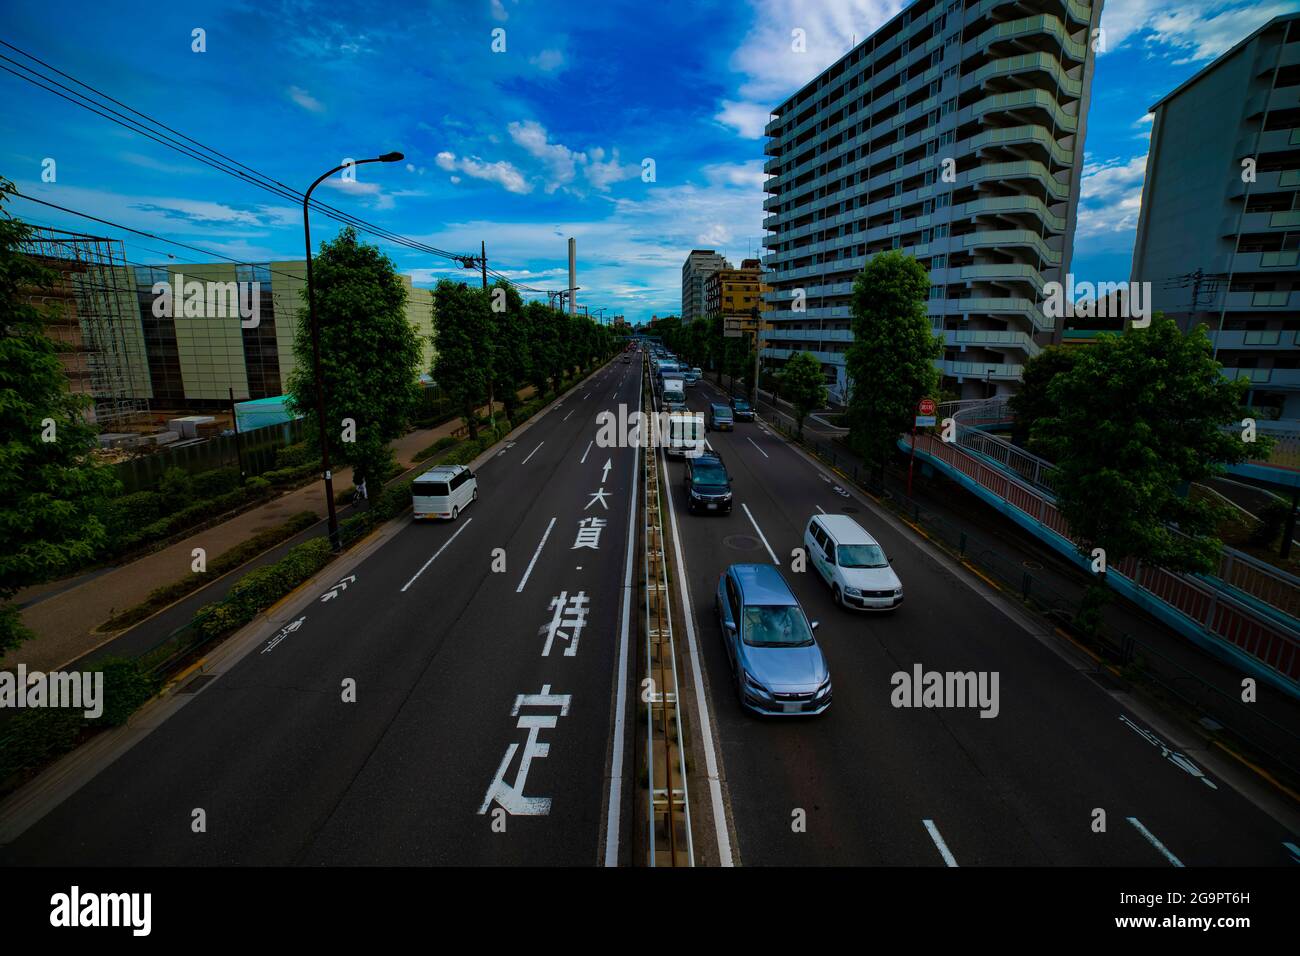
303,151,404,551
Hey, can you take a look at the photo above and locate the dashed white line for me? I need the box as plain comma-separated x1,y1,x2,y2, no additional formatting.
1127,817,1184,867
401,518,474,593
741,503,780,565
923,819,958,867
747,436,769,459
563,409,575,422
815,505,827,514
515,516,557,593
580,440,594,464
521,441,544,465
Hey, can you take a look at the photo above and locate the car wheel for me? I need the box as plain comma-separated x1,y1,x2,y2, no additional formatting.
451,506,459,520
831,583,843,607
472,488,478,501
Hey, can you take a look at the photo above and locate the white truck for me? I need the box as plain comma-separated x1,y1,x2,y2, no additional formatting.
663,411,705,458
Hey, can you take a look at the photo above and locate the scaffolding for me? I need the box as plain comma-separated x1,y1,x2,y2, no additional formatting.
19,226,151,428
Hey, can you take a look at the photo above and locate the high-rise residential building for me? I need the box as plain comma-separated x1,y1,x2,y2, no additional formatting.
681,249,730,324
705,258,770,330
1132,12,1300,424
761,0,1102,401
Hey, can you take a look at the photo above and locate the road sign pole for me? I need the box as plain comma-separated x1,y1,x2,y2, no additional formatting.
907,423,916,499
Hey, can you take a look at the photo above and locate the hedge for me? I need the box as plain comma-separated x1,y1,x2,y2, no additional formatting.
191,537,333,643
100,510,319,631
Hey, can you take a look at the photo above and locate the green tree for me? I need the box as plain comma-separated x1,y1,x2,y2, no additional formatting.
523,300,560,397
0,181,119,651
488,280,528,417
1030,316,1259,575
780,351,827,437
844,251,942,475
1009,345,1078,454
430,279,489,440
287,226,422,493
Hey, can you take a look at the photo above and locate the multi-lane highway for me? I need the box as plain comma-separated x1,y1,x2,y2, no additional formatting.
0,358,643,865
666,373,1298,866
2,350,1297,867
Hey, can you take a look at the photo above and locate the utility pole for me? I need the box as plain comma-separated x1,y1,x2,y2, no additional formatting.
229,386,246,482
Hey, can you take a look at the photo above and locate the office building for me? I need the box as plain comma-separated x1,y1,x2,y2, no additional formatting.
1132,13,1300,423
681,249,730,324
761,0,1102,401
705,258,770,331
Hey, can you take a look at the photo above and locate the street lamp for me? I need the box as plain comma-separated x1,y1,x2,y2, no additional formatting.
303,151,404,551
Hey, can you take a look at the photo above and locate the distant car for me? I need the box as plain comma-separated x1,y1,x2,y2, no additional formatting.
716,564,831,715
684,367,702,386
803,513,903,610
685,451,732,514
730,397,754,421
622,355,631,364
708,403,734,431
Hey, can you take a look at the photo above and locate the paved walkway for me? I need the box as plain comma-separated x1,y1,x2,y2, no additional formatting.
4,397,514,674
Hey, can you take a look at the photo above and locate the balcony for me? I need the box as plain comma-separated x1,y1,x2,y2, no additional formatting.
1223,367,1300,389
944,328,1042,356
1220,289,1299,311
934,296,1054,332
942,360,1025,380
1210,329,1299,350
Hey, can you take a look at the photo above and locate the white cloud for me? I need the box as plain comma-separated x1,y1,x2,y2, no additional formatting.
508,119,586,191
286,85,325,114
702,161,768,190
728,0,905,102
1076,154,1148,241
490,0,509,22
715,99,774,139
1100,0,1295,61
436,151,532,194
585,147,639,191
530,48,566,72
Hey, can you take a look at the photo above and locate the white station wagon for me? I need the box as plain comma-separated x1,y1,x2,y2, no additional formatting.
803,513,903,610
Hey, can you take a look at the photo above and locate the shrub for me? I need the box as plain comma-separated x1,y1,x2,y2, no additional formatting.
157,466,195,512
274,441,315,469
192,536,332,642
190,466,240,500
106,491,163,535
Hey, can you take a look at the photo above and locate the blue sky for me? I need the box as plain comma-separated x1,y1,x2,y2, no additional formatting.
3,0,1298,323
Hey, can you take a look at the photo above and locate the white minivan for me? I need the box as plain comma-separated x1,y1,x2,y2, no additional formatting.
803,513,903,610
412,464,478,520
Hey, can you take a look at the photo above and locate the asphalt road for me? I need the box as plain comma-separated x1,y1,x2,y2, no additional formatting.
0,356,642,865
670,376,1297,866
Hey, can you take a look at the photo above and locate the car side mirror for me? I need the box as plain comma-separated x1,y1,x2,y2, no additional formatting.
810,621,820,631
888,557,893,564
724,621,737,634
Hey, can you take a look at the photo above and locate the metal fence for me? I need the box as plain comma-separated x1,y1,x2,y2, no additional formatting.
113,418,308,492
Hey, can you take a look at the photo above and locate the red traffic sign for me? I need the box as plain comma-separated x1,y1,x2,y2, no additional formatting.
917,398,937,416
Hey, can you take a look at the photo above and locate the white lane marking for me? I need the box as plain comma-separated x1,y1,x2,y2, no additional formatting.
923,819,958,867
1127,817,1184,867
583,391,592,400
604,381,643,867
580,440,593,464
815,505,827,514
1284,841,1300,863
747,437,769,459
515,516,557,593
401,518,474,593
742,503,780,566
521,442,544,465
563,409,575,422
660,446,734,866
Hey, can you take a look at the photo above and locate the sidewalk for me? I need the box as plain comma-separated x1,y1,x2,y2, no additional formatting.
3,403,502,674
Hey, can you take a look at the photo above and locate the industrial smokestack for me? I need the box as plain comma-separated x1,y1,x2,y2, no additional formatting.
568,237,576,314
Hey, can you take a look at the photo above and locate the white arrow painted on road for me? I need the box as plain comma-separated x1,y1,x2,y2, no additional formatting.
602,458,612,482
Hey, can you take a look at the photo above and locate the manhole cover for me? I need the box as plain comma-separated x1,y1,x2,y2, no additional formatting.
179,675,214,695
722,534,762,551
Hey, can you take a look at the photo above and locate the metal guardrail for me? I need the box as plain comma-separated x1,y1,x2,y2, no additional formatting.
910,432,1300,690
643,372,693,867
940,399,1300,624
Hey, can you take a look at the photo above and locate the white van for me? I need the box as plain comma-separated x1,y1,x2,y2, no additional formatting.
803,513,903,610
412,464,478,520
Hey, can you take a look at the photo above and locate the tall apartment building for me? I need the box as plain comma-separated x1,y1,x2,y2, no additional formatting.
123,261,436,410
761,0,1102,401
705,258,770,329
1132,13,1300,424
681,249,730,324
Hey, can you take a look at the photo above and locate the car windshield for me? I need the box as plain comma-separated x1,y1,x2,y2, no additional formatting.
692,464,728,486
413,480,450,497
712,405,731,417
742,605,814,647
837,543,888,568
733,400,751,410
